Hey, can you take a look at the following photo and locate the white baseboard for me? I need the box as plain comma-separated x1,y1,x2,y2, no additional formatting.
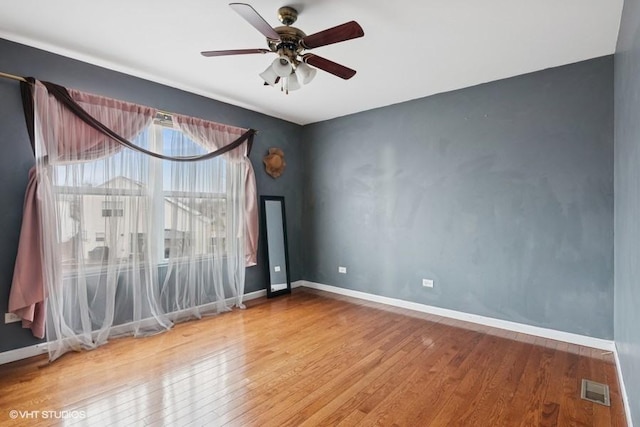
0,287,272,366
613,345,634,427
244,288,269,300
0,342,49,365
299,280,616,352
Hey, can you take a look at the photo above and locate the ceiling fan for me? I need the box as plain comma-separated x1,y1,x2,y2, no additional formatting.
201,3,364,93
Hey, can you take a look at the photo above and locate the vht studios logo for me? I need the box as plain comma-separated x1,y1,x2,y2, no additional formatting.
9,410,86,420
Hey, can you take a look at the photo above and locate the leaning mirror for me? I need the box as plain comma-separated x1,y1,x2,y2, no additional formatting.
260,196,291,297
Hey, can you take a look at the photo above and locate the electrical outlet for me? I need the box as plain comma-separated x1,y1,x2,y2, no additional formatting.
5,312,20,324
338,266,347,274
422,279,434,288
274,265,281,272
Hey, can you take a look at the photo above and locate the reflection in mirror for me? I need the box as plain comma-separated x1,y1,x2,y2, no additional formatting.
261,196,291,297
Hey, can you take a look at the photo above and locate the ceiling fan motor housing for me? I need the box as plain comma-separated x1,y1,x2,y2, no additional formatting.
268,26,306,63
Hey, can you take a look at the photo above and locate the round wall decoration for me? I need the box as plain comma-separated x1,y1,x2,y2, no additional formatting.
263,147,286,178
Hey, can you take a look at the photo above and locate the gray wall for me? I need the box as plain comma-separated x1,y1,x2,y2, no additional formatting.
614,0,640,423
0,38,303,353
302,56,614,339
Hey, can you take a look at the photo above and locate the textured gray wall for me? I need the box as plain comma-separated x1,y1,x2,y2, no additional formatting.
302,56,614,339
614,0,640,423
0,38,303,353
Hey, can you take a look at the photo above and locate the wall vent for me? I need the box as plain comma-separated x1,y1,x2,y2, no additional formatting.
580,379,610,406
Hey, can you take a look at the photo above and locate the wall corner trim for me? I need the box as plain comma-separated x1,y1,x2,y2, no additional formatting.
613,344,635,427
299,281,616,351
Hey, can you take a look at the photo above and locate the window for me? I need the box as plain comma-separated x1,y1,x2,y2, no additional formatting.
54,123,228,269
101,201,124,217
22,84,256,361
130,232,147,260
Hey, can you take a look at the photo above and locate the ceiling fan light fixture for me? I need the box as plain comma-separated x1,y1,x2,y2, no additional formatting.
208,3,365,94
295,62,317,85
287,71,301,92
259,64,280,86
272,57,293,78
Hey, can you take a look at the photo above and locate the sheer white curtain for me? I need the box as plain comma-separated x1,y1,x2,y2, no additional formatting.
23,82,255,360
173,115,258,308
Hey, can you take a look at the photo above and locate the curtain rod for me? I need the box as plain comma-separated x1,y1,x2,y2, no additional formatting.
0,71,29,83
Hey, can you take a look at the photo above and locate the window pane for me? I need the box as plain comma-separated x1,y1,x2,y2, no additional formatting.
162,128,227,259
162,128,225,193
163,196,227,258
54,130,151,269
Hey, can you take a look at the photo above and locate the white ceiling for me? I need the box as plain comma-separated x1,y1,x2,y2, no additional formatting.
0,1,624,125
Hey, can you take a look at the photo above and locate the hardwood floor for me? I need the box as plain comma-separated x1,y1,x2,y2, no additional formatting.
0,288,627,426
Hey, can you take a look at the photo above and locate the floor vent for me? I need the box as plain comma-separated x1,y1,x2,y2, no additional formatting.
581,379,610,406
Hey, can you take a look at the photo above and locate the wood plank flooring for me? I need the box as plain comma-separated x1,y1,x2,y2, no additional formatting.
0,288,627,426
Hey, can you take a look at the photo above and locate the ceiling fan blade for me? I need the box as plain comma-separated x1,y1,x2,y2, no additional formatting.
229,3,280,40
302,54,356,80
201,48,271,57
301,21,364,49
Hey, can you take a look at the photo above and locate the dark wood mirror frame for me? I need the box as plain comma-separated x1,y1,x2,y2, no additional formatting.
260,195,291,298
